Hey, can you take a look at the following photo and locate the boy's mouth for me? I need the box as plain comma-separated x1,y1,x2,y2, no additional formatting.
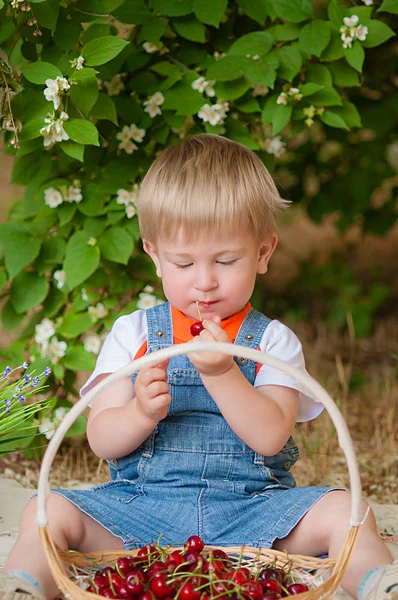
198,301,217,308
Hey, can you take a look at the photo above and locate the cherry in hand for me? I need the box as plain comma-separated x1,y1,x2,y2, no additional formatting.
190,300,204,337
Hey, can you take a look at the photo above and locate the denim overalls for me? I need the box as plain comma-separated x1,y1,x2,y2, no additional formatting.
54,303,334,549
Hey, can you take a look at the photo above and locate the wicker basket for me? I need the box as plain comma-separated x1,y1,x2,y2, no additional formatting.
37,341,366,599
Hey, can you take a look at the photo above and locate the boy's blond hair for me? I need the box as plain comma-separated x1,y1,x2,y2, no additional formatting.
138,134,289,244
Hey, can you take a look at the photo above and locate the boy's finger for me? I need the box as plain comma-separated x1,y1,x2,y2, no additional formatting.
202,318,230,342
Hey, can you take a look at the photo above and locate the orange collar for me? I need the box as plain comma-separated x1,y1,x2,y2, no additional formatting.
171,303,252,343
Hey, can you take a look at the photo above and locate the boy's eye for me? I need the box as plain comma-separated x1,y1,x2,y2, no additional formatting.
217,260,236,266
175,263,192,269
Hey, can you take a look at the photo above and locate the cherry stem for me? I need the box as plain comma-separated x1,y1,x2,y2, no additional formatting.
196,300,202,321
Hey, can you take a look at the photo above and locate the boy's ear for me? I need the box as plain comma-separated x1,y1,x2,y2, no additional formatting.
257,233,278,275
143,241,162,278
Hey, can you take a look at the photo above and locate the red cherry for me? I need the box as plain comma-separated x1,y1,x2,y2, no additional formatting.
137,544,159,561
260,594,282,600
150,573,174,598
185,535,205,554
261,580,282,595
190,321,204,336
179,582,202,600
242,581,263,599
148,560,167,579
287,583,309,595
167,550,185,566
228,568,250,585
139,592,156,600
116,556,134,577
259,568,284,584
125,570,146,595
102,588,116,598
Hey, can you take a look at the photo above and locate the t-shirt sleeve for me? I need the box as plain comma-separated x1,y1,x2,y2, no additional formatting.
80,311,147,398
254,320,324,423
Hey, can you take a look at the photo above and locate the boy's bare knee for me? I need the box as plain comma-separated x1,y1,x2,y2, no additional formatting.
20,493,85,548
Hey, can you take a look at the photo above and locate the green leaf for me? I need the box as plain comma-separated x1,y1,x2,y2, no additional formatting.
299,20,331,57
19,118,46,141
58,202,77,226
64,231,101,289
327,0,349,29
63,119,100,146
98,226,134,264
163,74,210,115
228,32,274,57
57,313,92,337
329,100,361,128
236,97,261,113
32,0,59,31
306,63,333,85
267,23,301,41
273,0,312,23
344,41,365,72
65,415,87,438
153,0,194,16
90,93,118,124
309,86,342,106
215,79,250,100
237,0,268,25
21,61,62,84
60,140,85,162
261,94,279,125
10,271,49,314
38,237,66,265
276,44,302,81
12,151,52,186
54,16,82,51
115,1,152,23
244,55,278,87
138,17,168,44
82,36,130,66
362,19,395,48
321,110,349,130
0,271,6,293
69,68,99,116
321,31,345,62
172,16,207,43
193,0,228,27
378,0,398,14
0,222,41,279
207,56,248,81
2,300,25,331
63,346,96,371
329,61,360,87
272,103,292,136
300,82,324,96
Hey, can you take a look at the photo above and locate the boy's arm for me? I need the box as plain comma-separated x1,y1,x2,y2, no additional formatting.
86,359,171,460
188,318,298,456
201,367,298,456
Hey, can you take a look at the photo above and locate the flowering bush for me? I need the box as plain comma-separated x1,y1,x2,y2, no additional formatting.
0,0,396,454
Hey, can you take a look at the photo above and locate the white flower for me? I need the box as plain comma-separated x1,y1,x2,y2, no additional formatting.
362,0,373,4
126,204,136,218
57,77,70,92
129,183,140,205
96,302,108,318
137,292,157,310
84,334,102,355
35,318,55,344
104,74,125,96
341,34,353,49
343,15,359,27
129,123,145,143
40,113,69,147
119,139,138,154
197,102,229,126
356,24,368,41
143,92,165,118
65,186,82,203
54,407,67,425
205,81,216,97
48,337,67,363
76,56,84,70
116,125,131,143
386,141,398,171
54,270,66,289
143,285,154,293
44,78,61,110
142,42,161,53
81,288,89,301
116,189,131,206
44,187,63,208
213,51,226,61
252,84,269,97
192,77,208,93
277,92,288,105
39,417,56,440
263,136,286,158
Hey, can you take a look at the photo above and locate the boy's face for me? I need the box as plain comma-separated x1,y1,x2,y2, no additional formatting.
144,228,277,321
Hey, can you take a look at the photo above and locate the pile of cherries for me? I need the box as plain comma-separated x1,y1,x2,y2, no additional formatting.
86,536,310,599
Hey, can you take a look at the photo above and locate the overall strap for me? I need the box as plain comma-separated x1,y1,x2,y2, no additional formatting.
234,307,272,379
146,302,173,350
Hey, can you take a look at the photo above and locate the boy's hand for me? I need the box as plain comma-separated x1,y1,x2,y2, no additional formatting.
188,317,234,377
134,359,171,423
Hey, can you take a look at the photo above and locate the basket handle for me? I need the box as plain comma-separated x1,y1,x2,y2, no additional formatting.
37,341,364,529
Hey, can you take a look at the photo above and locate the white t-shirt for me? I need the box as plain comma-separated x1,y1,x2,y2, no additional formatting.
81,310,323,423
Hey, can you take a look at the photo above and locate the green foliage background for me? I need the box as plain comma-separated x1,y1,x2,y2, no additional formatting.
0,0,396,454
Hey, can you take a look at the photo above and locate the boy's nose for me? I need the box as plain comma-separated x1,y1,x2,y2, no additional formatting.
194,268,217,291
